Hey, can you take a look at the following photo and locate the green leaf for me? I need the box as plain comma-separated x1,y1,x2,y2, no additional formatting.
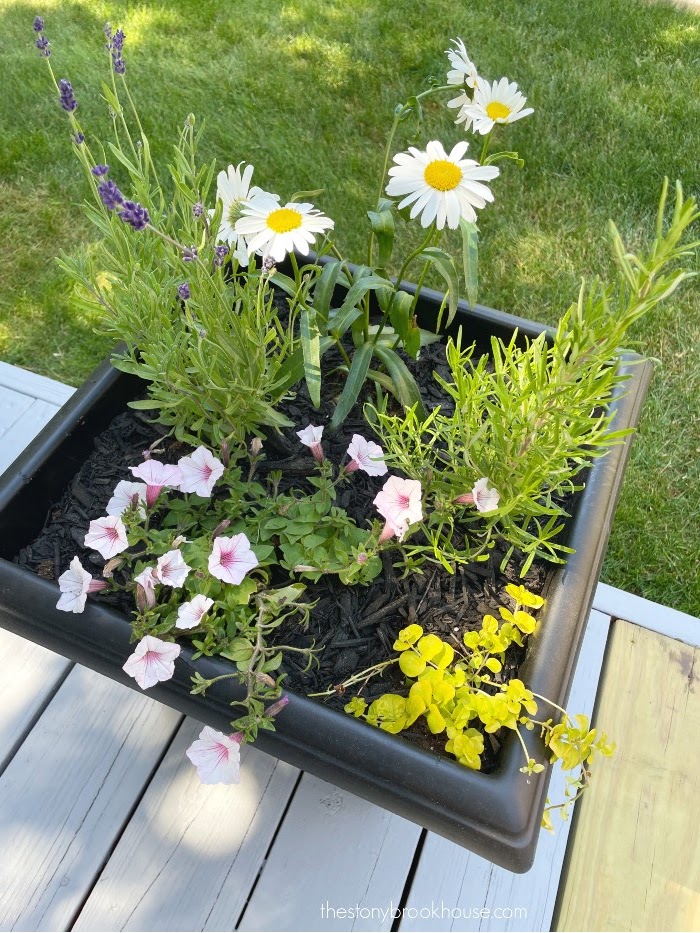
289,188,325,201
459,218,479,309
373,345,426,418
329,342,374,429
367,199,395,268
127,398,162,410
312,260,343,326
484,150,524,168
275,336,334,392
422,247,460,327
388,289,413,342
300,306,322,408
330,274,391,337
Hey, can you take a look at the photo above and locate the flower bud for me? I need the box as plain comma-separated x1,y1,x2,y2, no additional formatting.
250,437,263,457
265,695,290,719
220,439,230,467
212,518,231,539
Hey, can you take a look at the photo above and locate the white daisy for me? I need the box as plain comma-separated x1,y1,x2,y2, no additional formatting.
386,140,499,230
234,197,334,263
211,162,279,266
450,77,534,135
445,38,479,89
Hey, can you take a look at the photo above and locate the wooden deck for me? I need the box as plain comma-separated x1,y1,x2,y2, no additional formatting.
1,363,698,932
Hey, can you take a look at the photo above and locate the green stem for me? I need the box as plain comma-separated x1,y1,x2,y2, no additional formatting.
479,131,493,165
371,226,435,347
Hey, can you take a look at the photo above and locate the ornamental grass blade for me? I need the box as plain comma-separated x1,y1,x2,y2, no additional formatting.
459,218,479,309
300,306,322,408
374,345,426,419
330,342,374,429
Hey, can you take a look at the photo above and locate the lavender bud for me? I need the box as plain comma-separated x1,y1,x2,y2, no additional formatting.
35,35,50,55
72,132,84,145
192,202,203,218
104,22,112,42
261,255,276,275
214,244,230,267
112,56,126,75
112,28,125,53
91,164,109,177
118,200,150,231
178,282,191,300
182,245,197,262
33,16,45,32
58,78,78,112
97,179,124,210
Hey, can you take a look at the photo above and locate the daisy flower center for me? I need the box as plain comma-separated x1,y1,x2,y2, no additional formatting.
424,160,462,192
486,101,512,121
267,207,303,233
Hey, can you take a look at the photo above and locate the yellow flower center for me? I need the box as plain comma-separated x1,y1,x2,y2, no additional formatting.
267,207,303,234
423,160,462,192
485,100,512,121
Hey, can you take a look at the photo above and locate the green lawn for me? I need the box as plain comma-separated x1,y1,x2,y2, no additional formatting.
2,0,699,614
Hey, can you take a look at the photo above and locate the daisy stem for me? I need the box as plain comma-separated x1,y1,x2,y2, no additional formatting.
479,131,493,165
371,227,434,347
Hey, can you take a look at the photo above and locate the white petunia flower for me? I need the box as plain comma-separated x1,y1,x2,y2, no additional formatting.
297,424,324,463
130,459,182,509
346,434,388,476
373,476,423,542
106,480,147,519
176,594,215,630
56,556,107,613
178,446,225,498
211,162,279,266
208,534,259,586
386,140,499,230
453,476,501,513
449,76,534,135
186,726,242,785
234,197,334,263
122,635,181,690
445,38,479,89
153,549,191,588
84,515,129,559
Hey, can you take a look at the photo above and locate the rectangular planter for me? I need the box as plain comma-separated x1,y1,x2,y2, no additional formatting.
0,285,652,872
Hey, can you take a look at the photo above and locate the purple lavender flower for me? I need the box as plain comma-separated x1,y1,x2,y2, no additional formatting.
98,180,124,210
192,202,203,218
182,246,198,262
112,29,125,53
58,79,78,112
261,256,276,275
104,22,112,43
118,200,150,231
33,16,45,31
72,132,85,146
214,245,230,267
35,35,50,56
113,56,126,75
91,164,109,177
178,283,191,301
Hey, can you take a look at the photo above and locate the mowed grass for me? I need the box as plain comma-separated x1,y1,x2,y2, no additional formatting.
1,0,698,613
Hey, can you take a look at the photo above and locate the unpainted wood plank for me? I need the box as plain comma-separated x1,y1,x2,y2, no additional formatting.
0,665,181,932
0,628,71,775
399,608,611,932
594,581,700,648
0,398,64,474
73,718,299,933
238,772,423,933
0,384,33,435
0,362,75,406
556,620,700,932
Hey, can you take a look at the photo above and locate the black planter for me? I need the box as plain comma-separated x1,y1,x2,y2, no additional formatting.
0,282,652,872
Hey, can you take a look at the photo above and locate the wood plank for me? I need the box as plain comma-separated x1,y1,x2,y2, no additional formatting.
73,719,299,933
0,398,64,474
0,666,181,932
594,581,700,647
0,384,33,436
556,621,700,932
0,628,71,776
0,361,75,406
399,609,611,932
238,772,423,933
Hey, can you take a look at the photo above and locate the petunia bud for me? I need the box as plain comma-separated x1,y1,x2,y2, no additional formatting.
265,695,290,719
211,518,231,539
250,437,263,457
220,439,230,467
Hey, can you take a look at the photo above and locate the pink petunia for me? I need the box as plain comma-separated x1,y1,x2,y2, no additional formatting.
178,446,225,498
373,475,423,542
84,515,129,559
176,594,215,630
122,635,181,690
56,556,107,613
106,480,148,519
346,434,388,476
296,424,324,463
130,459,182,508
153,549,191,588
185,726,242,785
454,477,501,513
208,534,259,585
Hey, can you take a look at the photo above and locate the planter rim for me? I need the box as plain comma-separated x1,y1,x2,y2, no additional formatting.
0,286,652,871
